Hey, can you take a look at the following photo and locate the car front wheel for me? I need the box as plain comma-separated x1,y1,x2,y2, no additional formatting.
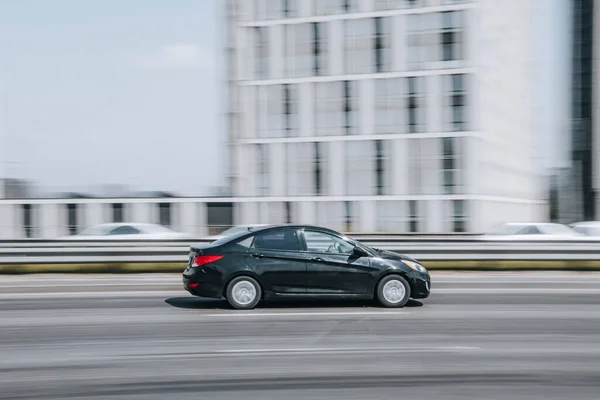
226,276,262,310
376,275,411,308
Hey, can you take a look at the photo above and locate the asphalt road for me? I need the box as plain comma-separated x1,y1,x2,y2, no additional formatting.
1,272,600,400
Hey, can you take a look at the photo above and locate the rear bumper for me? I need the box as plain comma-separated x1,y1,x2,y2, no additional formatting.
182,267,225,299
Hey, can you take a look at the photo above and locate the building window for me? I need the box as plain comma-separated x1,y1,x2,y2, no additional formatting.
315,81,344,136
207,203,234,236
283,84,298,137
344,18,374,75
407,77,425,133
112,203,124,223
343,80,359,135
258,84,297,138
375,140,390,195
256,144,269,196
158,203,172,227
314,0,343,15
312,22,328,76
346,141,373,195
286,142,315,195
374,17,391,73
285,202,292,223
344,201,358,232
265,0,281,19
374,78,404,134
266,85,284,137
441,11,464,62
282,0,297,17
408,140,423,194
254,0,268,20
22,204,35,238
442,137,462,194
406,0,423,7
406,13,436,70
375,201,405,233
445,74,467,131
452,199,466,232
66,204,78,235
285,23,312,78
317,202,346,231
315,142,324,195
342,0,357,12
374,0,401,10
254,27,268,79
408,200,419,233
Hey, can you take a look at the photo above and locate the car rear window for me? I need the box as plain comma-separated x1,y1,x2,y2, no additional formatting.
210,230,252,246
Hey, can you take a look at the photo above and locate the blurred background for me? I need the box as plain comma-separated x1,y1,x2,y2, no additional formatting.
0,0,597,237
1,3,600,400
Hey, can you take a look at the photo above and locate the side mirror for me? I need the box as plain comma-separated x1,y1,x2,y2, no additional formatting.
351,246,368,257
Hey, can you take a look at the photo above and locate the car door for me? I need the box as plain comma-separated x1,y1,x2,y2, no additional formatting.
300,229,373,295
244,228,307,295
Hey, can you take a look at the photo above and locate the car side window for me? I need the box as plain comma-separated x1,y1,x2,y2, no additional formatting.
109,226,140,235
303,231,354,254
251,229,301,251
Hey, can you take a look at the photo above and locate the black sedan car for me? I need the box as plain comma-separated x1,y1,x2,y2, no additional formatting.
183,225,430,309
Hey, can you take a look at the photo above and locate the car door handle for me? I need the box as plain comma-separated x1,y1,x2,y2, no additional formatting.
251,253,264,259
310,257,324,262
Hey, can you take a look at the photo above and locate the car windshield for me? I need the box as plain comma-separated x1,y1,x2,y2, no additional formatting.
486,224,527,235
339,234,376,254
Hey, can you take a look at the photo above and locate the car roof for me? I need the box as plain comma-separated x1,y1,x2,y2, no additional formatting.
213,224,344,243
90,222,153,227
246,224,343,235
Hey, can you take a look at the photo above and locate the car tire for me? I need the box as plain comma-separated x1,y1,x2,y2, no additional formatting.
376,274,411,308
226,276,262,310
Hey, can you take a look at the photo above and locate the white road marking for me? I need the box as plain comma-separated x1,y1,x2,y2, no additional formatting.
0,283,177,288
201,311,410,317
1,286,600,299
0,290,184,299
434,288,600,294
215,346,480,354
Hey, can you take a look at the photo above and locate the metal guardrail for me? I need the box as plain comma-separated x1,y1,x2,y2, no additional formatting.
0,238,600,264
0,233,478,245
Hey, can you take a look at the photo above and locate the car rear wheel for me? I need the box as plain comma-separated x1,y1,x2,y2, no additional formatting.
376,275,411,308
226,276,262,310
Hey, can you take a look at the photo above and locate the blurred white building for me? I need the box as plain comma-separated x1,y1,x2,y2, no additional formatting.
225,0,547,233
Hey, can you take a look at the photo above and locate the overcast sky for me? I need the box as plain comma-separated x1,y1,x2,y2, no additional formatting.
0,0,223,195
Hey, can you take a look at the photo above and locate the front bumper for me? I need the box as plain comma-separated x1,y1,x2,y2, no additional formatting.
409,272,431,299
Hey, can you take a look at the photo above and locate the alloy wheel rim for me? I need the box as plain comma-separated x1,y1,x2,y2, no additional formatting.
382,280,406,304
231,281,257,305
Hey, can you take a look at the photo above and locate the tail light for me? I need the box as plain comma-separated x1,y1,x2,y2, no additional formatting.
192,255,224,267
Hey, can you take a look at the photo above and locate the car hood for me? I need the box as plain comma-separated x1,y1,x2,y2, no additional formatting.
375,249,420,264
